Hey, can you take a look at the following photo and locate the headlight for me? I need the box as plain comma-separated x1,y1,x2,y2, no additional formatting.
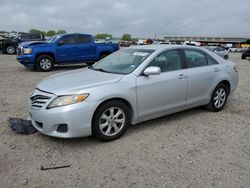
23,48,32,54
47,94,89,109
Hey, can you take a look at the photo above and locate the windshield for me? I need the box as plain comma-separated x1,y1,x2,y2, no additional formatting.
91,49,154,74
46,35,61,43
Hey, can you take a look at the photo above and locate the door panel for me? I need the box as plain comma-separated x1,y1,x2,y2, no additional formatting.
75,35,96,61
186,66,218,104
184,49,219,105
55,35,78,62
136,70,187,118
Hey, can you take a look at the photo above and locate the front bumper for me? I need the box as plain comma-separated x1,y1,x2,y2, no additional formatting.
29,89,97,138
16,54,35,66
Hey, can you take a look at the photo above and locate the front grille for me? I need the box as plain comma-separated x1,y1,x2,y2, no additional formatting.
17,47,23,55
30,94,51,109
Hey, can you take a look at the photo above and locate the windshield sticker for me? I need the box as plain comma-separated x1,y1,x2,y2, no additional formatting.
133,52,149,57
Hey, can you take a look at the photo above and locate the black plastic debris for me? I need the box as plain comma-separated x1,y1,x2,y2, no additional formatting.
41,165,71,171
8,117,37,134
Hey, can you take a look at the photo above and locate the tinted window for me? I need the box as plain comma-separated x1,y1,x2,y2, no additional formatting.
148,50,182,72
206,55,218,65
77,35,91,44
184,50,207,68
59,35,76,45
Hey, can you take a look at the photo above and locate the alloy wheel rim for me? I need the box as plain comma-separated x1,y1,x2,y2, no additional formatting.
214,88,226,108
99,107,125,136
40,58,51,70
7,46,15,54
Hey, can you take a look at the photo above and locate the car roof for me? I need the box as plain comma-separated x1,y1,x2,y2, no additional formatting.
128,44,204,51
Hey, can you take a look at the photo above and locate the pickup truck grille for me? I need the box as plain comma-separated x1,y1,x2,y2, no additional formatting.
16,47,23,55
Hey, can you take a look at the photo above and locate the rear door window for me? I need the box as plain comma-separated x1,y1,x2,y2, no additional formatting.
206,55,218,65
76,35,91,44
184,50,208,68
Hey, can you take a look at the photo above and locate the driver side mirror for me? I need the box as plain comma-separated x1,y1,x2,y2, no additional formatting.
58,40,64,46
143,66,161,76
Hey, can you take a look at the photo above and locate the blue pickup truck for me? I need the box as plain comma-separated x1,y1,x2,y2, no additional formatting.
16,33,119,71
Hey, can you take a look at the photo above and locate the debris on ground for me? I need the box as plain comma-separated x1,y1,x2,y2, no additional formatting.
40,165,71,171
8,117,37,134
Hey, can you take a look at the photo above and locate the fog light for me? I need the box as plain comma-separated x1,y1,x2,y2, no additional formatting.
56,124,68,133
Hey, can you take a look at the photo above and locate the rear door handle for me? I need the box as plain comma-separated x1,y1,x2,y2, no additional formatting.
214,68,220,72
178,74,186,79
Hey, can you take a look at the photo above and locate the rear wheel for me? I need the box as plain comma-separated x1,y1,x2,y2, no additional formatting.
92,100,130,141
6,46,16,55
206,83,228,112
242,55,246,59
35,55,54,72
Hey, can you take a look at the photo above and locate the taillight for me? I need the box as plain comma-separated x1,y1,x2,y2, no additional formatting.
234,66,238,72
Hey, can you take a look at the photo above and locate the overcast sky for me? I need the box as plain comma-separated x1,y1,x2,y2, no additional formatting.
1,0,250,38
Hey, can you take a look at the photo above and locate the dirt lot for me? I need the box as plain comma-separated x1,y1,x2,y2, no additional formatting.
0,53,250,188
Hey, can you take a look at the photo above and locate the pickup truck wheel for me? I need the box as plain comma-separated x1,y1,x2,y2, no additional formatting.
6,46,16,55
36,55,54,72
242,55,246,59
100,53,110,60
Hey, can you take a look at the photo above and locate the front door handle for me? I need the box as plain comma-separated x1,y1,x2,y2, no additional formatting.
178,74,186,79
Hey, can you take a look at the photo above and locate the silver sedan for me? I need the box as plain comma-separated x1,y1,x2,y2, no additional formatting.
29,45,238,141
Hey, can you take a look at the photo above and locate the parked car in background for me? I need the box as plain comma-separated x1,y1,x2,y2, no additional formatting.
16,33,119,71
203,46,229,59
241,47,250,59
0,33,45,55
28,45,238,141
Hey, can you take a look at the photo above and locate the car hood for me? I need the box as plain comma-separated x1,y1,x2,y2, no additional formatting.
37,68,124,95
19,41,48,48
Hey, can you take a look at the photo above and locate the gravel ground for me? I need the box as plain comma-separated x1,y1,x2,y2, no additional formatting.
0,53,250,188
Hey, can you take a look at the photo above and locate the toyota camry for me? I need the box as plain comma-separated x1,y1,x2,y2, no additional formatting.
29,45,238,141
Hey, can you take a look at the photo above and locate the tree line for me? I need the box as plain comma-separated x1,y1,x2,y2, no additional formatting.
29,29,66,36
29,29,133,41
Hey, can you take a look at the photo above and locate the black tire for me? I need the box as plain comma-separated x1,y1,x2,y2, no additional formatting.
224,55,228,60
6,46,16,55
206,83,229,112
35,55,54,72
86,62,95,66
241,55,246,59
99,53,110,60
92,100,130,141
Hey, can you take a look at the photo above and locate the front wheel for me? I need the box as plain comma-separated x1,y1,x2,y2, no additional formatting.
206,83,228,112
35,55,54,72
92,100,130,141
6,46,16,55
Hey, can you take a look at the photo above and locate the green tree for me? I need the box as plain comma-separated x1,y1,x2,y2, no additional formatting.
95,33,112,39
57,30,66,34
121,34,132,41
46,30,57,36
29,28,46,35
